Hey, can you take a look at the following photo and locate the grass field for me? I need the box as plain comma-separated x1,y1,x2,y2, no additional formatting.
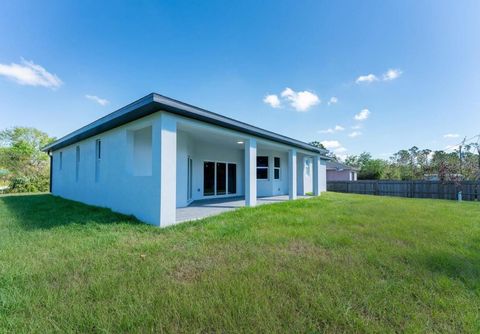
1,193,479,333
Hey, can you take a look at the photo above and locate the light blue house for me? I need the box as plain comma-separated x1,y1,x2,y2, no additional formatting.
43,93,329,227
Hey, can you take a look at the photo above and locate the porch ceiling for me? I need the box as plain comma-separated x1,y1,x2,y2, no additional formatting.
178,124,245,150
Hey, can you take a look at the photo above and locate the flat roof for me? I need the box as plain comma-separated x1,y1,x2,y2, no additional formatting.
43,93,329,156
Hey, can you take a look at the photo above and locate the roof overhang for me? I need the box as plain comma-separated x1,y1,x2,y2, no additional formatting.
42,93,329,156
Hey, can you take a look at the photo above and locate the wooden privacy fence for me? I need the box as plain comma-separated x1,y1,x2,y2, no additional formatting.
327,180,480,201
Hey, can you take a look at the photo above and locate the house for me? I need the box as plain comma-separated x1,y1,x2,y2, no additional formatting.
43,93,329,227
326,161,358,181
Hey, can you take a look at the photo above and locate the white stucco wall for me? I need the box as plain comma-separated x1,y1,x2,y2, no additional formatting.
256,149,289,197
320,160,327,192
52,114,162,225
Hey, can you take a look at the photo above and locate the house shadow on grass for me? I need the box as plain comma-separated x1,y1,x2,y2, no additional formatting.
0,193,142,230
419,246,480,291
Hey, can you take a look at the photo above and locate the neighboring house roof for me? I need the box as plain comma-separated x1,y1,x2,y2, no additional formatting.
42,93,329,156
326,161,359,171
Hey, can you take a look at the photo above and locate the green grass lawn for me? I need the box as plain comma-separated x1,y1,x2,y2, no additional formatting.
1,193,479,333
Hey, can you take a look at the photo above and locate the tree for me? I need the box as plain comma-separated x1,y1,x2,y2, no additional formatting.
0,127,55,193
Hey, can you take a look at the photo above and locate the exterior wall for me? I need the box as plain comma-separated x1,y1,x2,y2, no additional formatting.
176,131,245,207
256,149,288,197
296,155,314,195
51,113,162,225
327,169,356,181
319,160,327,192
176,140,292,206
51,109,328,226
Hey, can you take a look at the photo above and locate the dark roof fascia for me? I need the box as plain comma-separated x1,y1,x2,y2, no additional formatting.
43,93,329,156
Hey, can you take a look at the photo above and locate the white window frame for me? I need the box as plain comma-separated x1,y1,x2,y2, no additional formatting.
256,156,269,180
274,156,281,180
203,160,238,197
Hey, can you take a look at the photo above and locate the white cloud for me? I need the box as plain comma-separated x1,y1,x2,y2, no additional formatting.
354,108,370,121
351,124,362,129
318,125,344,134
444,133,460,139
349,131,362,138
382,68,402,81
263,94,281,108
321,140,342,149
356,68,402,84
445,144,460,152
327,96,338,105
281,87,320,112
321,140,348,160
355,74,378,84
0,58,63,88
85,94,109,106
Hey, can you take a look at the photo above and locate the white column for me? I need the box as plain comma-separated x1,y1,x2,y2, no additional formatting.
313,155,321,196
159,114,177,227
288,149,297,200
244,138,257,206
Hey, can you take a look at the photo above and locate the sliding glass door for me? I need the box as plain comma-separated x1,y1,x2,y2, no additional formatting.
203,161,237,196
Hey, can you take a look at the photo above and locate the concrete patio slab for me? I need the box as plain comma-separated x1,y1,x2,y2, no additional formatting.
176,195,312,223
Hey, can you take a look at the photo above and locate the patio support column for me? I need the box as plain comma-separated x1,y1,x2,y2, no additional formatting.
159,113,177,227
313,155,321,196
288,149,297,200
244,138,257,206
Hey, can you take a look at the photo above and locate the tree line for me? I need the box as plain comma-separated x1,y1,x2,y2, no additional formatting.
0,127,54,193
310,141,480,181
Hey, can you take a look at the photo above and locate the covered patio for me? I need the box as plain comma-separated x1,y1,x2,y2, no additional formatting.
176,195,313,223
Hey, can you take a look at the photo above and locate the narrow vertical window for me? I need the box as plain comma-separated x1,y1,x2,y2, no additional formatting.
95,139,101,182
59,152,63,171
274,157,280,180
75,146,80,182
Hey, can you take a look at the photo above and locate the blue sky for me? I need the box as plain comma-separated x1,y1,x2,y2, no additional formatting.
1,1,479,159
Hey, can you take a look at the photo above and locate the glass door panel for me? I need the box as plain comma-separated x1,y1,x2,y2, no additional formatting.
216,162,226,195
203,161,215,196
228,164,236,194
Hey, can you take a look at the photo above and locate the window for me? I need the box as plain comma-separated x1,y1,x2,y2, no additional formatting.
96,139,101,160
59,152,63,170
274,157,280,180
256,156,269,180
95,139,101,182
75,146,80,182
